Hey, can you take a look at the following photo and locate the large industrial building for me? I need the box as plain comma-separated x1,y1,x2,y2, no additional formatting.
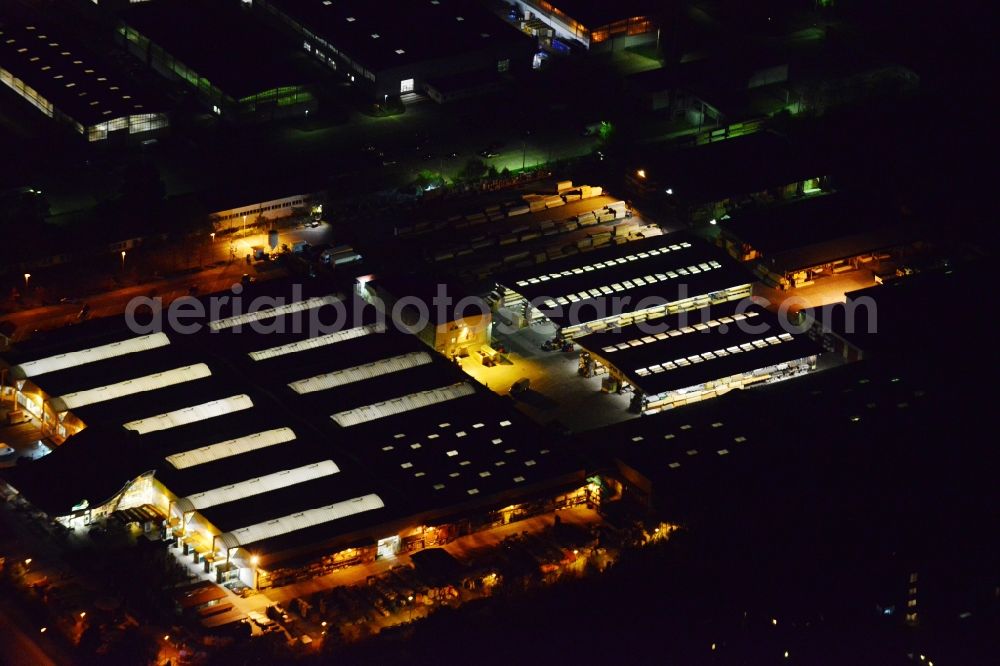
117,0,316,121
253,0,535,102
574,300,821,413
494,233,753,339
627,131,833,225
0,12,168,142
0,282,586,591
509,0,660,50
718,192,920,290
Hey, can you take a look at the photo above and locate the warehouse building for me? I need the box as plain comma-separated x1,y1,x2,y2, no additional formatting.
509,0,660,50
0,14,168,142
494,233,753,339
0,282,585,590
574,300,820,413
118,0,316,121
718,192,920,290
627,131,832,225
807,261,989,364
358,274,492,361
254,0,534,102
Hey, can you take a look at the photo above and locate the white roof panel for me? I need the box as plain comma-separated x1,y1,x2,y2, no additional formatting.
219,493,385,549
53,363,211,412
13,333,170,378
209,295,341,331
331,383,475,427
123,394,254,435
181,460,340,511
248,323,386,361
289,352,431,395
165,427,296,470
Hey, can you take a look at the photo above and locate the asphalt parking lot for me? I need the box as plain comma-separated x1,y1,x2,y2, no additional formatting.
461,324,636,433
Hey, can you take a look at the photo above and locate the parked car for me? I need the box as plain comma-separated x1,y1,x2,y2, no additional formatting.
0,443,15,460
509,377,530,396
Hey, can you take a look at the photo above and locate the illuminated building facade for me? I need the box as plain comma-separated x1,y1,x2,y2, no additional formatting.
0,15,168,142
509,0,658,50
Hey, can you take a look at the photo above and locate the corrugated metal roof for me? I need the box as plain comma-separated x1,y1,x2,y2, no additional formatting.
123,394,254,435
165,427,297,470
52,363,211,412
208,295,341,331
289,352,431,395
331,383,475,427
13,332,170,378
177,460,340,512
217,493,385,550
248,322,386,361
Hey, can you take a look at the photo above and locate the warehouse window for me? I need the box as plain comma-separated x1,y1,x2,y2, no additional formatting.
497,59,510,73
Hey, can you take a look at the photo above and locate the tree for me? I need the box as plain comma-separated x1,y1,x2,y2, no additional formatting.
100,628,159,665
458,158,488,181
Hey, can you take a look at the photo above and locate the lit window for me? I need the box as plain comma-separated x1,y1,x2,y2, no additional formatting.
346,16,356,22
371,33,380,39
456,16,464,21
395,49,405,54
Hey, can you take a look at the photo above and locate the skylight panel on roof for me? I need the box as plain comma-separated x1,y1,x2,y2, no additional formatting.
14,332,170,378
288,352,431,394
219,494,384,548
181,460,339,511
53,363,210,411
248,322,385,361
331,383,475,427
209,295,340,331
124,394,253,435
166,428,296,470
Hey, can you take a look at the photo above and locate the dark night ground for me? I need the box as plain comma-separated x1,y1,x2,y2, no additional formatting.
2,1,997,664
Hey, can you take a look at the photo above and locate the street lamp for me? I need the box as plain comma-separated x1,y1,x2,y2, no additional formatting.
250,554,260,589
636,169,646,179
210,232,216,243
23,272,31,290
120,251,126,271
